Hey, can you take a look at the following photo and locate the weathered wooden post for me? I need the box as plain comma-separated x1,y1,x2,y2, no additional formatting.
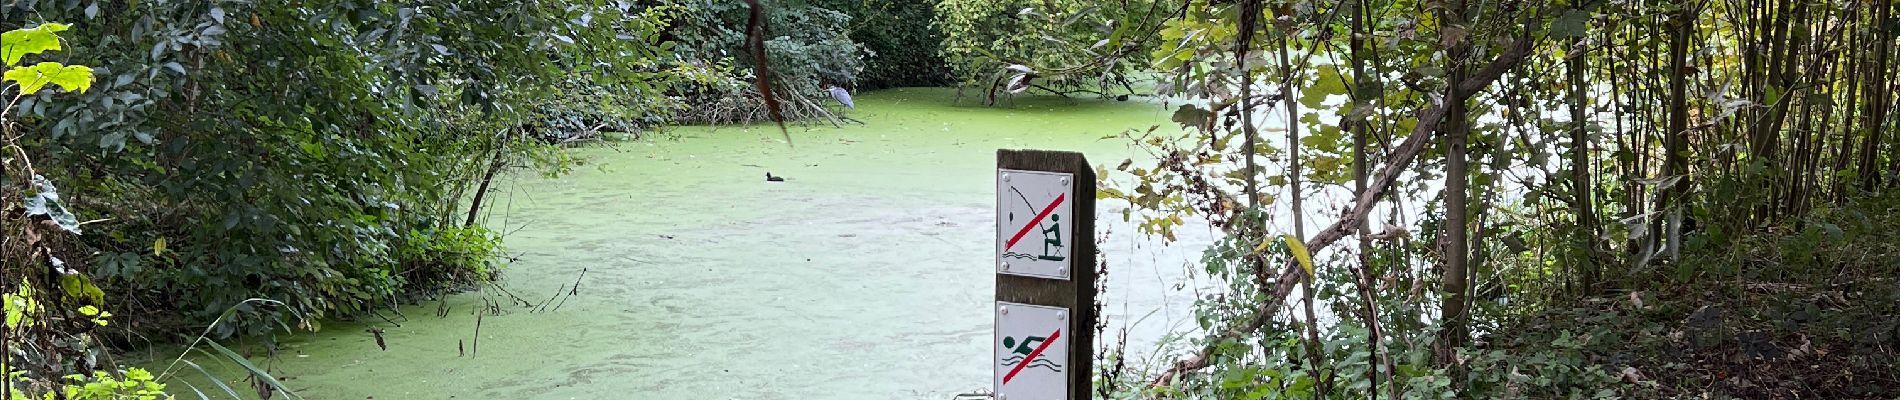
993,149,1095,400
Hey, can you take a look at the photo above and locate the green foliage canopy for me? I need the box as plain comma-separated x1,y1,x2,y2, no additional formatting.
812,0,953,89
934,0,1169,100
2,1,681,339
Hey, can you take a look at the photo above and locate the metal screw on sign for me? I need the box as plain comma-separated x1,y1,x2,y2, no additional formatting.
1002,262,1012,271
1058,311,1066,321
1003,174,1012,182
1060,177,1070,186
1000,306,1009,315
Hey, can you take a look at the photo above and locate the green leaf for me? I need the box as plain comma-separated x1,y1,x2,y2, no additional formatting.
1102,19,1129,51
1301,66,1347,108
1551,9,1590,39
4,61,95,94
0,23,69,66
3,300,21,328
4,282,38,328
59,273,105,304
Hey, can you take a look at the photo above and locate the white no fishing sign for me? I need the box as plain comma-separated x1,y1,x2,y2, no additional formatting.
994,301,1068,400
996,169,1073,280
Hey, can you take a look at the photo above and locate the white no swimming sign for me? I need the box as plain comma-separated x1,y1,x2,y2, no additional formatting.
994,301,1068,400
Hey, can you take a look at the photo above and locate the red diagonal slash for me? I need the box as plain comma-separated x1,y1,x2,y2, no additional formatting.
1003,329,1062,385
1004,193,1066,250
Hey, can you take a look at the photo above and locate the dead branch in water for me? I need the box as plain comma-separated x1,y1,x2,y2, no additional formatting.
676,89,854,128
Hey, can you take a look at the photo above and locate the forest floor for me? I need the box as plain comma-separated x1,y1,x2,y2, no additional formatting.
1494,194,1900,399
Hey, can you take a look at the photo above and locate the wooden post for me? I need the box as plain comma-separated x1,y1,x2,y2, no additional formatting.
995,149,1095,400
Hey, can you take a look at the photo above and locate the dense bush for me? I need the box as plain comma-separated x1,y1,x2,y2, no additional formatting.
665,0,866,124
811,0,954,89
0,0,680,347
934,0,1165,102
7,368,170,400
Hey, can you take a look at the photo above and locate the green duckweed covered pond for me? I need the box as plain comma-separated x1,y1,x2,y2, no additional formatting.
138,88,1215,399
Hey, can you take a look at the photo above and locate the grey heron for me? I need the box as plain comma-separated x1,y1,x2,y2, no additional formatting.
825,85,854,109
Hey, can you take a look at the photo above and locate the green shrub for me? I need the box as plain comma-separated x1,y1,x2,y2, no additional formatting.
666,1,867,123
3,0,677,340
396,225,502,295
1126,209,1628,400
7,368,170,400
935,0,1161,100
812,0,954,89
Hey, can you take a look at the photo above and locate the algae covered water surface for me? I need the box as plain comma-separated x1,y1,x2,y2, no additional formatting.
143,88,1214,399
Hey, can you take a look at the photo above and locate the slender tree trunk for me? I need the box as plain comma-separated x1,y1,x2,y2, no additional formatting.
1764,1,1811,221
1861,0,1893,190
1238,0,1261,207
1609,21,1642,272
1468,84,1518,315
1755,0,1793,162
1349,0,1398,396
1276,31,1329,398
1151,30,1540,389
464,146,508,228
1791,94,1814,215
1888,60,1900,182
1435,0,1473,378
1624,18,1657,267
1834,5,1861,199
1889,82,1900,183
1658,6,1693,264
1567,12,1599,291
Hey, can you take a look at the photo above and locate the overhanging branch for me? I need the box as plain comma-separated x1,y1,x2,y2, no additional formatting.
1146,34,1538,389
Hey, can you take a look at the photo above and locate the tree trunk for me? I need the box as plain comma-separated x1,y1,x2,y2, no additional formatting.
1349,0,1398,396
1657,7,1693,264
1567,14,1599,291
463,145,508,228
1861,0,1893,190
1150,33,1538,388
1832,1,1862,199
1238,0,1261,207
1276,31,1329,397
1434,0,1474,378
